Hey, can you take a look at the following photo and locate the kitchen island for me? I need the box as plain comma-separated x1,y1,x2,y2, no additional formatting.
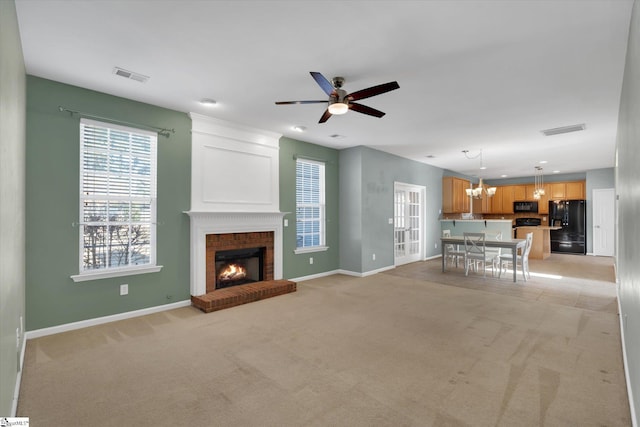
515,226,561,260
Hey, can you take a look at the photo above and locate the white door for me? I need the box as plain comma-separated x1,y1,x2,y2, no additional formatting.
592,188,615,256
394,182,425,266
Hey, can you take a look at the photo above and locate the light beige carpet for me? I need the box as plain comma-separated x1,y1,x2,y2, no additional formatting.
17,255,630,426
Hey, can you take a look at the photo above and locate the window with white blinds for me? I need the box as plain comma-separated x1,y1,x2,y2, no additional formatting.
295,159,325,251
78,118,157,274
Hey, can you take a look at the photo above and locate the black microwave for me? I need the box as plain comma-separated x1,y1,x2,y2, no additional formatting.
513,201,538,213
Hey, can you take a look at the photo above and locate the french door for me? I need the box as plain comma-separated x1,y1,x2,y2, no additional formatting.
394,182,425,266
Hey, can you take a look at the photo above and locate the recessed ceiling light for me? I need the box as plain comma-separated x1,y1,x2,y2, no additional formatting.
553,170,560,174
199,98,217,106
480,166,487,170
539,160,548,164
293,125,306,132
501,174,508,178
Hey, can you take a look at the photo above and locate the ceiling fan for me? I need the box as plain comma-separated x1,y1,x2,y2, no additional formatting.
275,72,400,123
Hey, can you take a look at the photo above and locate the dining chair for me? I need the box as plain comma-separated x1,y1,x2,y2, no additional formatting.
499,232,533,281
483,230,502,277
442,229,465,268
463,232,487,277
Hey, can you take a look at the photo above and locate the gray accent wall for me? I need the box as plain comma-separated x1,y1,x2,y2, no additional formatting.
0,0,26,415
25,77,192,331
615,0,640,422
586,168,615,254
339,146,443,274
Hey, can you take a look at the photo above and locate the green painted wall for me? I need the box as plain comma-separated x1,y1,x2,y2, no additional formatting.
279,137,340,279
0,0,27,415
25,76,192,331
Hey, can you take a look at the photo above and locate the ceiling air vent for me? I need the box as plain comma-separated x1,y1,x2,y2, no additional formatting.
541,123,586,136
112,67,149,83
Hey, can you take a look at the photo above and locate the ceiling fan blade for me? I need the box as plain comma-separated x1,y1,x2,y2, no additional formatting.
348,81,400,101
318,109,332,123
275,100,327,105
310,72,335,96
349,102,386,118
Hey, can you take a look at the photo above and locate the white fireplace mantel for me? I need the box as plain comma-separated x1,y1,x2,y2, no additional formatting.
185,211,286,296
185,115,286,296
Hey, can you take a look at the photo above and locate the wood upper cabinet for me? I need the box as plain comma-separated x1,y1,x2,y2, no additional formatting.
490,186,504,213
549,181,586,200
550,182,566,200
512,185,527,201
525,184,536,201
566,181,585,199
538,184,551,214
442,176,470,213
501,186,515,214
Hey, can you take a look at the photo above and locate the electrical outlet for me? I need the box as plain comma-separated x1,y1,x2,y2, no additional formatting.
372,253,376,261
120,284,129,296
388,218,393,225
284,219,288,227
435,243,438,249
309,257,314,265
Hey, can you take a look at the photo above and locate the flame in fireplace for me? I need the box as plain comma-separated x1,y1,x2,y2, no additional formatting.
218,263,247,281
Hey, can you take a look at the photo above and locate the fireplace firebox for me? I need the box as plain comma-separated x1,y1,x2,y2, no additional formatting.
214,247,265,289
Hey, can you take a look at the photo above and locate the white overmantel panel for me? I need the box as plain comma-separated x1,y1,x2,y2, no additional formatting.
189,113,282,212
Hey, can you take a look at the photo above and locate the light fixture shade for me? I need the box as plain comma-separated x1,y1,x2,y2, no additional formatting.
328,102,348,115
466,188,473,197
486,187,496,196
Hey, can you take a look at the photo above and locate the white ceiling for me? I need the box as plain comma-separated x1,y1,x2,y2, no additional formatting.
14,0,633,179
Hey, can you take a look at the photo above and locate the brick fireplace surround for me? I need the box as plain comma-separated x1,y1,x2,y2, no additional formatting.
205,231,274,293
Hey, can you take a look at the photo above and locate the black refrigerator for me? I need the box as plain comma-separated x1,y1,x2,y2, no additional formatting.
549,200,587,254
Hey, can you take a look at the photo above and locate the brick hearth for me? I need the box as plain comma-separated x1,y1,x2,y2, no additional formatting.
191,280,296,313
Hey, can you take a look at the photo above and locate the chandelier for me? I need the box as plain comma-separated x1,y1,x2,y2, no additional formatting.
466,178,496,199
533,166,545,199
462,149,496,199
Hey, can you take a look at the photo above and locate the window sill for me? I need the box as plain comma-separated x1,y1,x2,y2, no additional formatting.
294,246,329,255
71,265,163,283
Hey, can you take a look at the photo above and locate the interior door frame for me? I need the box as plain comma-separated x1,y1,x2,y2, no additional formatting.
592,187,615,257
394,181,426,266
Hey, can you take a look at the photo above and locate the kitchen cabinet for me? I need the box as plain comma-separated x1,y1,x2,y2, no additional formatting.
550,183,566,200
501,186,515,213
566,181,585,199
472,191,492,214
525,184,536,201
490,186,503,213
549,181,586,200
442,176,470,213
512,185,527,201
538,184,551,214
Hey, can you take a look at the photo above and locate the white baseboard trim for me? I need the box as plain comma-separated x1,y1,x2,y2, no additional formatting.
11,335,27,417
425,254,442,261
25,300,192,340
617,289,638,427
289,269,342,282
338,265,395,278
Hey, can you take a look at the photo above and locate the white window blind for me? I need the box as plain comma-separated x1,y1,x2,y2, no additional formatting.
79,118,157,273
296,159,325,249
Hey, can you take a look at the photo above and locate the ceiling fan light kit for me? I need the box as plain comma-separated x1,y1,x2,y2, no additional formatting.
275,71,399,123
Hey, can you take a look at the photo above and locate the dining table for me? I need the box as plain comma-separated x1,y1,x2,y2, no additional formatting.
440,236,527,282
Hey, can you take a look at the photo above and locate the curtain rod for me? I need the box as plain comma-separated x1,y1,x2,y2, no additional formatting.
58,106,175,138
